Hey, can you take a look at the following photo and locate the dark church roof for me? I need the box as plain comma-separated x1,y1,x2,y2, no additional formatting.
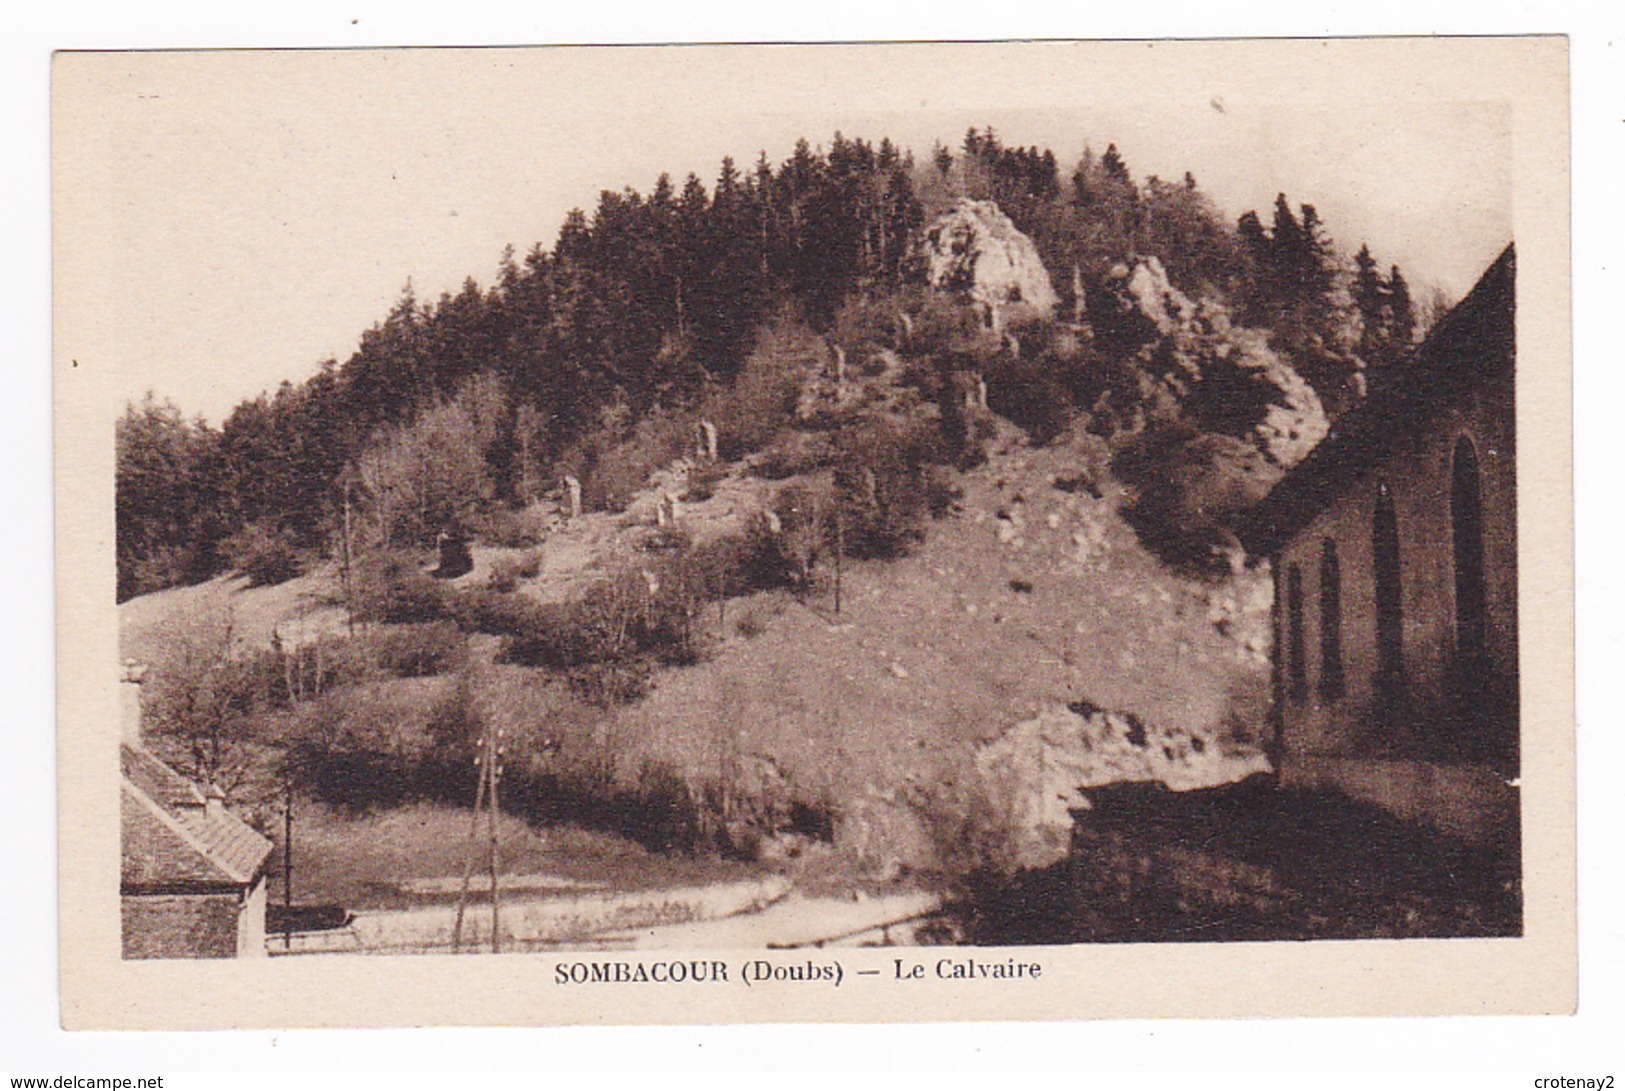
1239,244,1515,556
121,742,273,892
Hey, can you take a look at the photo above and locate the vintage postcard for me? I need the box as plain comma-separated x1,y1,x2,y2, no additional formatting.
53,37,1573,1029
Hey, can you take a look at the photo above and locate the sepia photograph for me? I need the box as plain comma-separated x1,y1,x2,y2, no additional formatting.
50,36,1574,1029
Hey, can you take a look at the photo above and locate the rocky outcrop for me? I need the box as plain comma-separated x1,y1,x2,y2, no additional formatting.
1121,256,1196,336
915,198,1059,330
1105,257,1328,469
973,701,1273,872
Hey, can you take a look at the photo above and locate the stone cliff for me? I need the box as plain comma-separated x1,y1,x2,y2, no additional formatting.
914,198,1059,330
1104,255,1328,470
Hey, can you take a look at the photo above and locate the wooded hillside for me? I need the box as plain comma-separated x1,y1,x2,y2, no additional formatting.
117,127,1433,601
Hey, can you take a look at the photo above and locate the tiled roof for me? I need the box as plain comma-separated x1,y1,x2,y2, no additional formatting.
121,744,205,809
120,742,273,891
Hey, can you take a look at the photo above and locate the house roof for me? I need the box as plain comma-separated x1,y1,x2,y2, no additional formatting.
1238,244,1515,556
120,742,273,891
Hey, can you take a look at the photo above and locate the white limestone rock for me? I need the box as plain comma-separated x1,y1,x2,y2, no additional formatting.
915,198,1059,328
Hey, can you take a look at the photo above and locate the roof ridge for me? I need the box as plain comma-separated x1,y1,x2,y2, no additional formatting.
120,747,273,886
122,777,249,884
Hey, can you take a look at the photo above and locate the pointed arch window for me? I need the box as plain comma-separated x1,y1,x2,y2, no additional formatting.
1452,436,1488,663
1286,563,1308,701
1319,538,1346,700
1373,483,1404,704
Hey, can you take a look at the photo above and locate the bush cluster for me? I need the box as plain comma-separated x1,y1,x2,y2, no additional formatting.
486,549,542,593
701,311,825,460
363,620,466,678
242,620,468,713
352,550,446,624
684,460,727,502
470,506,547,548
755,420,959,584
751,432,836,480
284,680,456,810
418,668,732,856
222,519,303,587
1114,429,1276,574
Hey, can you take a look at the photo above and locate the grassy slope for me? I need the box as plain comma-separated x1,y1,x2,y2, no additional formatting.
607,425,1272,836
118,420,1273,883
119,565,351,668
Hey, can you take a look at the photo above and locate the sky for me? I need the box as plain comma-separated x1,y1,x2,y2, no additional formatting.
55,42,1514,425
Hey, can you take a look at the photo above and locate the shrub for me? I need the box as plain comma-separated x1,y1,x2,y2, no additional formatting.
985,351,1076,447
459,581,635,672
924,469,961,518
365,621,466,678
705,312,823,459
352,550,445,623
574,570,651,662
565,660,654,709
471,506,546,548
752,432,835,480
1115,431,1280,574
642,525,693,554
424,665,481,767
222,519,302,587
486,549,542,593
771,479,835,588
836,464,932,559
906,293,992,360
286,680,448,809
830,417,948,559
685,461,726,502
935,382,972,466
582,407,694,512
643,556,706,666
832,293,909,359
687,528,783,602
582,446,654,514
122,542,218,603
256,634,377,708
625,759,703,852
472,668,619,818
444,586,551,641
734,608,766,639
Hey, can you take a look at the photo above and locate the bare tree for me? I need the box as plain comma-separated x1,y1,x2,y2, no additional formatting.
143,603,255,790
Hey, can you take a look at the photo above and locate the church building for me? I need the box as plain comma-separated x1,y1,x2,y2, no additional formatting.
1241,245,1518,847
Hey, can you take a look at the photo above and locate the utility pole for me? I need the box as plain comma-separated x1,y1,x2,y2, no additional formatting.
452,721,503,954
452,731,489,953
274,630,298,951
341,479,356,637
283,772,293,951
834,498,844,616
489,726,503,955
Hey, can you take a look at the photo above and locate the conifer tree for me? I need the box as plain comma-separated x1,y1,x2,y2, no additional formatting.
1353,243,1385,361
1387,265,1415,353
1296,203,1334,306
1101,143,1130,185
1269,193,1303,301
